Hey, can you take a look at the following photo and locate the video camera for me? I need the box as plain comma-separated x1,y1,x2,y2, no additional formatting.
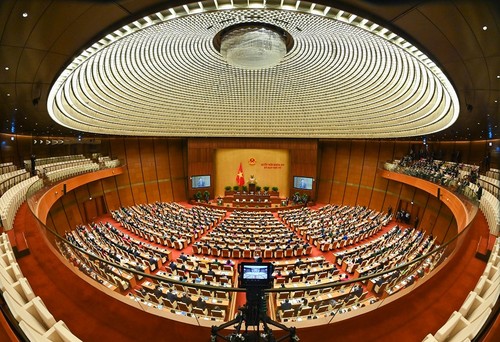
238,261,274,289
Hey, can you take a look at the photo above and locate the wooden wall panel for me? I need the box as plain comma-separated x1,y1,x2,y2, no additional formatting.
45,213,56,233
343,185,358,206
102,177,121,211
400,184,416,203
386,180,402,201
118,187,134,207
433,204,453,243
421,196,439,235
73,185,90,219
110,138,134,206
469,141,487,166
169,139,187,202
346,141,364,185
332,141,350,203
153,139,173,202
61,192,83,228
331,184,345,204
393,141,411,161
83,199,98,222
131,184,147,205
139,139,161,203
317,143,336,203
144,182,160,203
360,141,379,187
372,142,393,192
357,187,372,207
382,192,399,215
125,139,147,204
88,180,104,198
48,199,71,235
125,139,144,184
369,190,386,212
346,141,364,204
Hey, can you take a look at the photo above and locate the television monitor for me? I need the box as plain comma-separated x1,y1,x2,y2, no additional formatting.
192,175,211,189
293,176,313,190
238,262,274,288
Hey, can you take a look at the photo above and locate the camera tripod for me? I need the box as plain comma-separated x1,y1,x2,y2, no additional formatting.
210,287,299,342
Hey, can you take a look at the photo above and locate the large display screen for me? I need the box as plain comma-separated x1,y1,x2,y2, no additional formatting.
293,176,313,190
192,175,211,188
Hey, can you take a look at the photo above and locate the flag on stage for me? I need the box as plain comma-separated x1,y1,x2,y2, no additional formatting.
236,162,245,186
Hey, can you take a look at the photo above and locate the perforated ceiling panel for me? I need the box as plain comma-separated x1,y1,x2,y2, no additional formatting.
47,0,459,138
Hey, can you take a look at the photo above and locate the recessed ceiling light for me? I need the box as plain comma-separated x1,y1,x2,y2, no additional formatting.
6,93,10,96
4,67,9,70
482,26,487,31
22,12,28,18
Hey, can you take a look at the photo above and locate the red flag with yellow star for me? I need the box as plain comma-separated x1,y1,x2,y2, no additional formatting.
236,162,245,186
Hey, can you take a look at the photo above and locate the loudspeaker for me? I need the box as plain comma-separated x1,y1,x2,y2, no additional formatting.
437,188,440,199
63,184,67,195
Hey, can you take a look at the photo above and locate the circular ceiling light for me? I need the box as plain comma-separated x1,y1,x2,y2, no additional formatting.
47,0,459,139
216,23,292,70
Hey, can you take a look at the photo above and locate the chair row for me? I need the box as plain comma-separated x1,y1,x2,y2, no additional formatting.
192,243,311,259
0,169,25,182
45,162,99,183
24,154,85,171
423,238,499,342
0,163,17,175
470,183,500,235
485,169,499,180
0,176,41,231
477,177,500,199
0,233,82,341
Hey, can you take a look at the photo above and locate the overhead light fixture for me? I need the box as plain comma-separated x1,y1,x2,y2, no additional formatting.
22,12,28,18
4,67,9,70
216,23,293,70
482,26,487,30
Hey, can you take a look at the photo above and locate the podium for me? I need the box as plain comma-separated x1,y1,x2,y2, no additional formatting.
248,183,256,192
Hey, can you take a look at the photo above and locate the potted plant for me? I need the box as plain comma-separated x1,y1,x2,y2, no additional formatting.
194,191,202,202
271,186,279,196
233,185,240,192
256,185,261,192
203,190,210,202
263,186,270,192
242,185,248,192
225,185,233,196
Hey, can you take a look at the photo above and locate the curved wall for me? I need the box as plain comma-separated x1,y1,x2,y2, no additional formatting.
44,138,457,245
